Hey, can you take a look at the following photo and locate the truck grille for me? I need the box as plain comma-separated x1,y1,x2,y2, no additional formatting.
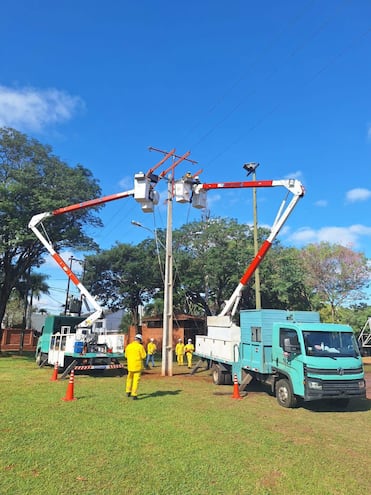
305,366,363,376
321,379,363,394
304,378,366,400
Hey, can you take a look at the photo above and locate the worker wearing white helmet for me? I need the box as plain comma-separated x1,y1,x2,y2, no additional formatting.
124,333,146,400
175,338,185,366
184,338,195,369
145,337,157,368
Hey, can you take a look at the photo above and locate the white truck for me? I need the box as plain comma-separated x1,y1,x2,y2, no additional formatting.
29,154,179,375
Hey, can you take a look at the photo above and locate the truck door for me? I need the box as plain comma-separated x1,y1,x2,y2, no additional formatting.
275,326,304,397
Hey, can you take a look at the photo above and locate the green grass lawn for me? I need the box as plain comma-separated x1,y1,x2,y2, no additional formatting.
1,354,370,495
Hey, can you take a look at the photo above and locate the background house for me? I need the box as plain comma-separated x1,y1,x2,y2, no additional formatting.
127,313,206,351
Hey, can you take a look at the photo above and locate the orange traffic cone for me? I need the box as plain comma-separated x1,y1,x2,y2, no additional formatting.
231,373,242,400
50,361,58,381
61,369,77,401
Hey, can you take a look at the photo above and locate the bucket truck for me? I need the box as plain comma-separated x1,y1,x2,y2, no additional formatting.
30,151,178,375
175,174,366,408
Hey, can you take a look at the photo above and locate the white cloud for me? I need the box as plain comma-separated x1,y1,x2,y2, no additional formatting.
284,170,303,180
314,199,328,207
0,85,84,132
206,193,222,208
42,250,84,271
288,224,371,250
346,188,371,203
118,176,135,190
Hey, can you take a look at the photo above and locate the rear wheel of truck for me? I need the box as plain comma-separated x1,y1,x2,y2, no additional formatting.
36,351,48,367
276,378,297,408
211,365,225,385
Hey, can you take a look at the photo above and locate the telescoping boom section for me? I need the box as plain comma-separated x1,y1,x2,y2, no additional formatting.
175,177,304,319
204,179,304,317
28,165,170,329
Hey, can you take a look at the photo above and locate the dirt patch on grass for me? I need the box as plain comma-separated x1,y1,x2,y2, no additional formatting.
365,371,371,399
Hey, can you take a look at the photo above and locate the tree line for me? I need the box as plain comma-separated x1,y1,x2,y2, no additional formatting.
1,127,370,341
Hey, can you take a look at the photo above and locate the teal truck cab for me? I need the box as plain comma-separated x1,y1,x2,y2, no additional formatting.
195,309,366,408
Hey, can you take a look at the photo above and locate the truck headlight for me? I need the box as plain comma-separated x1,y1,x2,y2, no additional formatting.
307,380,322,390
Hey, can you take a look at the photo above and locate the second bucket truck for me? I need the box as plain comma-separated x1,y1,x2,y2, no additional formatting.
181,173,366,407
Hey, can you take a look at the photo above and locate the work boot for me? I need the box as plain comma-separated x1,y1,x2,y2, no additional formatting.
126,392,131,397
132,396,138,400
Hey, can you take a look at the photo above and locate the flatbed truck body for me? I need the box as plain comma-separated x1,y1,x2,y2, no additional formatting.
195,309,366,407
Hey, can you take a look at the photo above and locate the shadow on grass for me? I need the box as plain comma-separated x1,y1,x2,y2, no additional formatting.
136,389,182,400
302,398,371,413
228,380,371,413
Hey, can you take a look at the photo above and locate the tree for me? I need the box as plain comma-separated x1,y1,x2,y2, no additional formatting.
300,242,370,321
16,271,50,329
173,218,254,315
83,240,163,329
0,127,102,347
260,246,313,311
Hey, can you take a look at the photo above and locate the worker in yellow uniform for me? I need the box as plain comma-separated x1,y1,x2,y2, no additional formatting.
125,334,146,400
184,338,195,369
145,338,157,368
175,338,185,365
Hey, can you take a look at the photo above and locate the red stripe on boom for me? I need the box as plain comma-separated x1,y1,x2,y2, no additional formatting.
202,180,273,191
52,191,133,215
52,253,80,285
240,240,272,286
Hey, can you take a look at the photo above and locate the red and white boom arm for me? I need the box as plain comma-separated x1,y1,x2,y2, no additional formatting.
193,179,304,317
28,149,195,330
28,189,135,328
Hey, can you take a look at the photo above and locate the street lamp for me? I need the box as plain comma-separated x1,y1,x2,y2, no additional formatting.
131,220,165,251
243,162,262,309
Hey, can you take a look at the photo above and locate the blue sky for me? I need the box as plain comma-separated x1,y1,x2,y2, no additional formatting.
1,0,371,311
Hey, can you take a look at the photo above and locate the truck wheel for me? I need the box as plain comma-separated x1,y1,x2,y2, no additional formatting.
211,365,224,385
223,372,233,385
276,378,297,408
36,351,47,367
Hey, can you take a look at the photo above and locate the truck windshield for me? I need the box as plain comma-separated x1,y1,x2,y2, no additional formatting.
302,331,360,357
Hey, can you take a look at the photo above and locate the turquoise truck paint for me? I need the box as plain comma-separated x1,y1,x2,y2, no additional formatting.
195,309,366,407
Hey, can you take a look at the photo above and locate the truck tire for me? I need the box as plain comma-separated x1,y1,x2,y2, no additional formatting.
275,378,297,408
223,372,233,385
211,365,224,385
36,351,48,367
